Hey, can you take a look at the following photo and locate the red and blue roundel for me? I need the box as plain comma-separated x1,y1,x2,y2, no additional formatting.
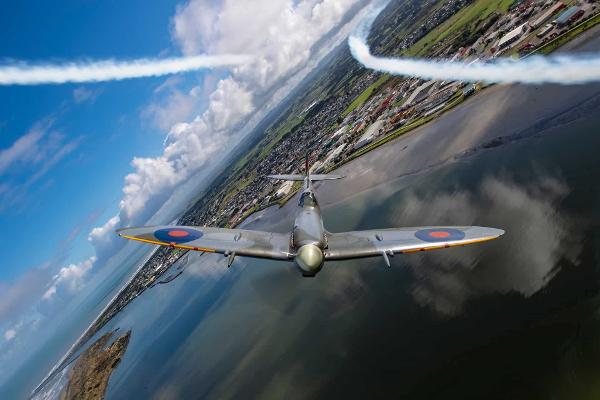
415,228,465,243
154,227,203,244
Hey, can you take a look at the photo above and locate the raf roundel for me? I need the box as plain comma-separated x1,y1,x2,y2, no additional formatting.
414,228,466,243
153,227,203,244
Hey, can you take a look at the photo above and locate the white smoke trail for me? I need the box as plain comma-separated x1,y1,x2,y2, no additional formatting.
0,54,252,85
349,0,600,85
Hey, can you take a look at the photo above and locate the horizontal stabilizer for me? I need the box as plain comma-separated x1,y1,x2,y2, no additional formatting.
267,174,305,181
267,174,344,181
309,174,344,181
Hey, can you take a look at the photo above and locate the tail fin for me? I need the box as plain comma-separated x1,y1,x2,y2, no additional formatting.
305,153,310,185
266,174,344,181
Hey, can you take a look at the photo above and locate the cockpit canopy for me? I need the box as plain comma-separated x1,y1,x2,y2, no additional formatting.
299,191,318,207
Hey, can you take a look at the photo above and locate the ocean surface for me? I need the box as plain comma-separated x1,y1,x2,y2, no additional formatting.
33,29,600,400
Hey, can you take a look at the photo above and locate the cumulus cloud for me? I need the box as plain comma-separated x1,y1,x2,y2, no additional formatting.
142,88,197,131
90,0,370,259
42,256,97,302
396,175,580,316
88,216,121,262
41,286,57,302
173,0,365,94
3,329,16,342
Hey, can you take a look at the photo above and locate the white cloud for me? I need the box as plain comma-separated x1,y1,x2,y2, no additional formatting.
42,256,97,302
142,89,197,131
90,0,369,259
0,120,49,175
173,0,362,91
72,86,103,104
41,286,57,301
4,329,16,342
0,119,81,212
0,266,53,323
88,216,121,263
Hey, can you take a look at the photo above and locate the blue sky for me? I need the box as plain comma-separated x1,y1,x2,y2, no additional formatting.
0,0,186,279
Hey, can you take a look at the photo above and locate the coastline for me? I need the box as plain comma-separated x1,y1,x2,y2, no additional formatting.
32,19,600,400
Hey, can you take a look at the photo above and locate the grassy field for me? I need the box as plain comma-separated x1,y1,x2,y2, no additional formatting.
341,0,515,119
229,113,305,179
257,115,304,159
406,0,515,56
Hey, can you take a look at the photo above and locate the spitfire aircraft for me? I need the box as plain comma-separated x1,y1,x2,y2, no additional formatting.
117,159,504,277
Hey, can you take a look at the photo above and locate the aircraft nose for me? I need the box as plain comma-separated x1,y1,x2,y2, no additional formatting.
295,244,324,275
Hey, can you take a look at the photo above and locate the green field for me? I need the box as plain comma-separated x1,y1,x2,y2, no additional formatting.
341,74,390,117
406,0,515,56
257,115,304,159
342,0,515,120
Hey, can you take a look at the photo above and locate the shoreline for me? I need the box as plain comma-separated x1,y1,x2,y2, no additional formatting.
268,21,600,212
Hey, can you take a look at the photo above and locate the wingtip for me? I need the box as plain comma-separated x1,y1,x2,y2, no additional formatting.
474,226,505,238
115,227,130,236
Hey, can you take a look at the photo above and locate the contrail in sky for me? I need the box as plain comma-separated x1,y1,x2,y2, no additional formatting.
349,0,600,85
0,54,252,85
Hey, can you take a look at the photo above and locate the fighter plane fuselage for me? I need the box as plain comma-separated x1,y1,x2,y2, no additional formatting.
292,182,326,276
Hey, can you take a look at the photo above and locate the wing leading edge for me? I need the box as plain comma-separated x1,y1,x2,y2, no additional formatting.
117,225,292,260
325,226,504,260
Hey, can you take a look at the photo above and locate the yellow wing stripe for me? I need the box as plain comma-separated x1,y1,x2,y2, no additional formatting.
119,234,217,253
400,236,498,254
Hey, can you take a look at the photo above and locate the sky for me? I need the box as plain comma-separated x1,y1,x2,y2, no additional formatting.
0,0,375,392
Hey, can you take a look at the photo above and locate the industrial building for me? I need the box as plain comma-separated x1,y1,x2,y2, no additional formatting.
322,144,346,167
531,1,565,28
497,23,529,49
554,6,581,27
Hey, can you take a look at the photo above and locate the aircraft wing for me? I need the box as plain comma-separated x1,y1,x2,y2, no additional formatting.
117,225,292,261
325,226,504,262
